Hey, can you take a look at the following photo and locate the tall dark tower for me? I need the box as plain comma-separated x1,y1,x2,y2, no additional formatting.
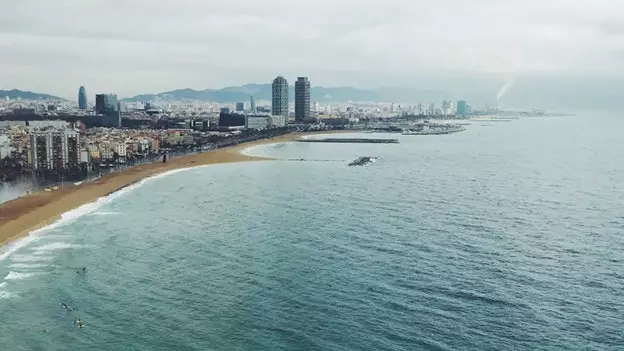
78,86,88,110
295,77,310,122
272,76,289,118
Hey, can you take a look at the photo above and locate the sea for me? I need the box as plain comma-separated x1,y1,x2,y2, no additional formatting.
0,114,622,351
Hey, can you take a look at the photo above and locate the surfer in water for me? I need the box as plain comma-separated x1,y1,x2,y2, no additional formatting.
74,318,84,328
76,267,86,274
60,303,73,312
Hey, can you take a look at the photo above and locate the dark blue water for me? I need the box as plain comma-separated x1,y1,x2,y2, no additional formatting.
0,115,623,350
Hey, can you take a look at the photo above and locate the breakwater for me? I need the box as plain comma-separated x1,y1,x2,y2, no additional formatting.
298,138,399,144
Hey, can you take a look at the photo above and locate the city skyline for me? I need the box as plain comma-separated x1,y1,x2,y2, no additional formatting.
0,0,621,106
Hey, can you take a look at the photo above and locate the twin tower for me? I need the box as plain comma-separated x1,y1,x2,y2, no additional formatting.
272,76,310,122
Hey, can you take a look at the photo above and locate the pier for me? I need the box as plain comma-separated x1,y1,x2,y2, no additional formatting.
298,138,399,144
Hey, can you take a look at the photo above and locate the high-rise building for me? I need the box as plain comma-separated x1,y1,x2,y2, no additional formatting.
295,77,311,122
271,76,289,117
236,102,245,112
95,94,119,115
250,95,256,113
0,135,13,159
29,129,80,170
95,94,121,127
78,86,88,110
456,100,467,116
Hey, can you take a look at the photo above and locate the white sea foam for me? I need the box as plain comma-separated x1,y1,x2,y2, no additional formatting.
0,282,6,288
4,271,45,281
0,167,194,263
31,242,85,252
90,211,119,216
0,291,13,299
8,263,48,269
10,254,54,262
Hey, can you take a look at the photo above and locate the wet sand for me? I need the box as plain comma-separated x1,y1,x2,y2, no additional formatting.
0,133,304,248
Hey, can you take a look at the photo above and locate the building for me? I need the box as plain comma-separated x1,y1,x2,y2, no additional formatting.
236,102,245,112
295,77,311,122
0,135,13,159
218,113,245,127
220,107,231,115
95,94,118,115
250,95,256,113
272,76,289,117
95,94,121,127
456,100,467,116
29,129,80,170
245,115,271,130
269,115,286,128
78,86,88,110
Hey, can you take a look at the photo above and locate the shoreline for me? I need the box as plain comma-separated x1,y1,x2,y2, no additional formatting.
0,133,306,251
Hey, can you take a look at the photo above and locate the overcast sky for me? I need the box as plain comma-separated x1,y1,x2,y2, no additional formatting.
0,0,622,99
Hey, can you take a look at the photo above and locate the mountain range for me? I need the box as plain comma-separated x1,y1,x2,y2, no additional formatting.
122,84,448,104
0,89,62,101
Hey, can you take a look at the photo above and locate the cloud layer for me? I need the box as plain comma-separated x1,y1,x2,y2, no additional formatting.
0,0,622,99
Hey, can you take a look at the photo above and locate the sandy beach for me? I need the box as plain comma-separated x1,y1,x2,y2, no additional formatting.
0,133,304,249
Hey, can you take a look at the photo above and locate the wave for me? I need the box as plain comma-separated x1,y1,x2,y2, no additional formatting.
31,242,86,252
0,166,194,263
8,263,48,269
10,254,54,262
90,211,119,216
4,271,46,281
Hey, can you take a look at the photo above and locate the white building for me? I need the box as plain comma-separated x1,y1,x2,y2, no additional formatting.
29,129,80,170
269,115,286,128
115,143,127,157
246,115,271,130
0,135,14,159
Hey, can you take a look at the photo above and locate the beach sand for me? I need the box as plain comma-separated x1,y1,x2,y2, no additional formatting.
0,133,304,248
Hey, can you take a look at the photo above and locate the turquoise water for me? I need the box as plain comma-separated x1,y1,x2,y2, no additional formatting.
0,115,623,350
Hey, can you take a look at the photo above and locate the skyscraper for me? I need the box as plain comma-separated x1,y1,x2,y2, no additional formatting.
95,94,121,127
271,76,289,117
236,102,245,112
78,86,87,110
456,100,467,116
295,77,310,122
250,95,256,113
95,94,119,115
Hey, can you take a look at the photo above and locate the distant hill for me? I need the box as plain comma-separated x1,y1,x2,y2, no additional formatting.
0,89,62,101
122,84,445,103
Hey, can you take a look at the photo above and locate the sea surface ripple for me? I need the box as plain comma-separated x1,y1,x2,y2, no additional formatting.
0,114,622,350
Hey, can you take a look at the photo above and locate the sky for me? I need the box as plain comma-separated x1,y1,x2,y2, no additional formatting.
0,0,623,100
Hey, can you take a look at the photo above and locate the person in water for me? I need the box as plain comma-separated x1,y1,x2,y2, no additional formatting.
74,318,84,328
76,267,86,274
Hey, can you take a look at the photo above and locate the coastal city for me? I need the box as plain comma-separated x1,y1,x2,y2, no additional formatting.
0,75,536,187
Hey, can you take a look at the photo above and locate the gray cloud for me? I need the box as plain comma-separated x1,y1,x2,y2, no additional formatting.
0,0,622,99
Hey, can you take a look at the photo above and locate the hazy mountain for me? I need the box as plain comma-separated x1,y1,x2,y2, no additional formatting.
0,89,62,101
122,84,447,104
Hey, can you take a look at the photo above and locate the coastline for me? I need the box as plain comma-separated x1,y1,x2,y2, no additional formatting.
0,133,304,250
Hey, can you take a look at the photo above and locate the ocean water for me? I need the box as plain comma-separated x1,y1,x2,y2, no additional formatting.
0,115,623,350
